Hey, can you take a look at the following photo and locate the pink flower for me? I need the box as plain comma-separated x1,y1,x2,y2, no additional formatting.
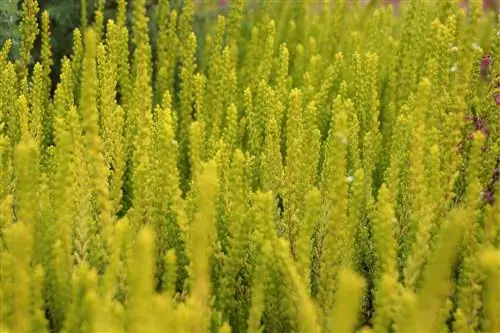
494,92,500,105
482,55,492,67
481,55,491,79
218,0,228,6
483,188,494,204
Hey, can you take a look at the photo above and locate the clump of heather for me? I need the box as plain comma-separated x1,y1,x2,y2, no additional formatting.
0,0,498,333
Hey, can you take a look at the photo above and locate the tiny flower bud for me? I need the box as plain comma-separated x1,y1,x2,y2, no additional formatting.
335,133,348,145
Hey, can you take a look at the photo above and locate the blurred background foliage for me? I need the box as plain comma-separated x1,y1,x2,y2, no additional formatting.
0,0,497,92
0,0,232,92
0,0,22,57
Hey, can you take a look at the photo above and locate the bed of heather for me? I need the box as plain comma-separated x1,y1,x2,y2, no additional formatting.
0,0,499,332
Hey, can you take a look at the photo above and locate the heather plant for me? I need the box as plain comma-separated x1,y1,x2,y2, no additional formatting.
0,0,499,333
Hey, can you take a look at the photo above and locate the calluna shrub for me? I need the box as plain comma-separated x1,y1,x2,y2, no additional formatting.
0,0,499,332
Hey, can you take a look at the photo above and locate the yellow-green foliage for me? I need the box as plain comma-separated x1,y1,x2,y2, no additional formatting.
0,0,499,332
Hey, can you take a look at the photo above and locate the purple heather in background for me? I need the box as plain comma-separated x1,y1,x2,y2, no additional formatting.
216,0,498,11
481,55,492,79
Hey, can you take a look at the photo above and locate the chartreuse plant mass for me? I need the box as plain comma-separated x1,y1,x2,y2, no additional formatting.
0,0,499,332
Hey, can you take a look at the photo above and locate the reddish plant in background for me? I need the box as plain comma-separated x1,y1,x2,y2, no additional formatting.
465,115,489,138
481,55,491,79
483,165,499,204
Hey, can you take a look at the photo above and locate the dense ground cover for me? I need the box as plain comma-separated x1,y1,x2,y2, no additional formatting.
0,0,499,332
